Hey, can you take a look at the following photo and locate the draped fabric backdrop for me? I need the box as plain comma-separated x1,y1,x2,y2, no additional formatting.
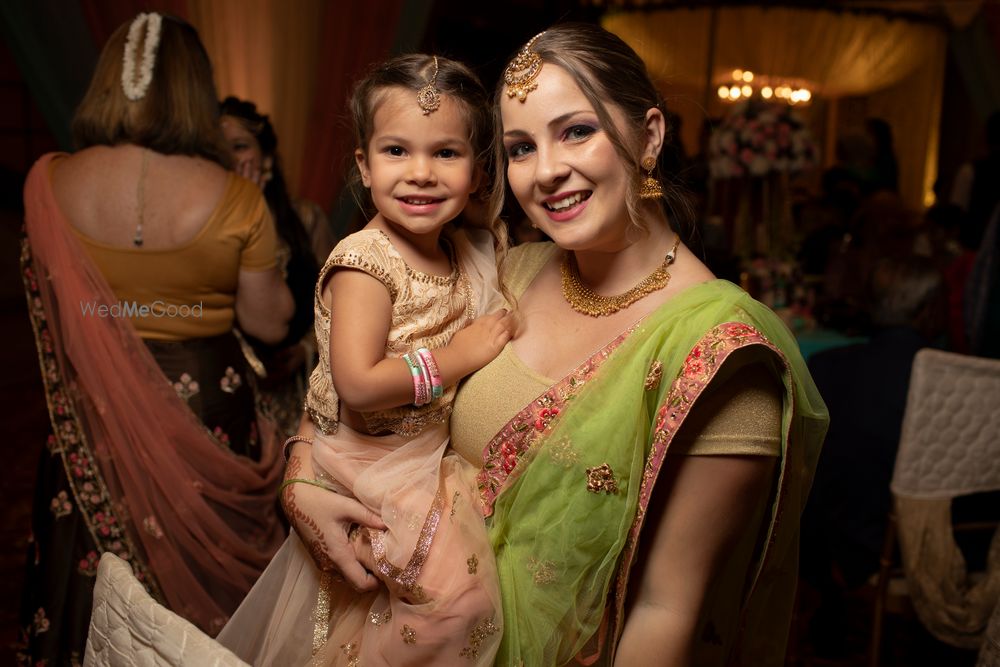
603,6,947,209
187,0,326,205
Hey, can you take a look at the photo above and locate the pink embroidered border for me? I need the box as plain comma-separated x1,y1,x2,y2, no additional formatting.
610,321,789,644
20,239,162,599
477,325,638,516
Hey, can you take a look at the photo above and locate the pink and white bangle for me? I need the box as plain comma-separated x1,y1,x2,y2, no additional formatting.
403,352,429,406
416,347,443,400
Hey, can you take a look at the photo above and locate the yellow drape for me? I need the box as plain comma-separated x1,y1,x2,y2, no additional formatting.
604,7,947,208
186,0,325,198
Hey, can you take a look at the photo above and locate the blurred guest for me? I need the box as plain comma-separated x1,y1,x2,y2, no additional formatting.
923,203,978,352
866,117,899,194
966,205,1000,358
220,96,334,266
18,13,291,664
220,97,324,436
800,256,946,654
951,111,1000,250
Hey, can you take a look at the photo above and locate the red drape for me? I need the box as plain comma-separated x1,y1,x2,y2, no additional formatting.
297,0,405,211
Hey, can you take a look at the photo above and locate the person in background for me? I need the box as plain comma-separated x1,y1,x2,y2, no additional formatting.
220,97,325,436
18,13,291,665
801,256,946,656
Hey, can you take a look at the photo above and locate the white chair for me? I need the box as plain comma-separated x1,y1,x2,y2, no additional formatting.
84,552,249,667
870,348,1000,666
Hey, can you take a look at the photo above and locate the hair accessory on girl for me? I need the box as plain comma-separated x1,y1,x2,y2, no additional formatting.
121,12,163,101
504,32,545,102
417,55,441,115
638,155,664,200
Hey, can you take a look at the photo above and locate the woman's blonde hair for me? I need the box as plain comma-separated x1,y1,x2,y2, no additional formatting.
72,14,231,167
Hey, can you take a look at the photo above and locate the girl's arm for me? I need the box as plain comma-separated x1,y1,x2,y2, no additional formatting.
613,454,775,666
327,268,513,413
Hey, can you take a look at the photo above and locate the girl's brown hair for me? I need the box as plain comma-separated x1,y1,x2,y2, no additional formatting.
490,23,693,237
347,54,510,292
72,14,231,167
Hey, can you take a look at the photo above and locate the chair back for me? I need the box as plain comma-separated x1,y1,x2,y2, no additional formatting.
84,552,249,666
886,348,1000,651
891,348,1000,499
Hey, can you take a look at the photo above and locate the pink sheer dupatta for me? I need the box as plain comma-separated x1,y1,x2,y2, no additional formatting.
23,154,285,634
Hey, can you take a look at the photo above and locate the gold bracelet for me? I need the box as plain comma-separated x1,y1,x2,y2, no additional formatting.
278,477,333,496
282,435,313,461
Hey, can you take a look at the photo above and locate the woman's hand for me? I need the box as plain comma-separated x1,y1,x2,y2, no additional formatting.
282,439,385,591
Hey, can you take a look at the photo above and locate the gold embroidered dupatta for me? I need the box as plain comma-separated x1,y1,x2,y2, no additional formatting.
22,153,285,633
481,279,828,666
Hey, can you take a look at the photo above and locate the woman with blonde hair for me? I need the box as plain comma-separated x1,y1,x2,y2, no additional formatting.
18,13,292,664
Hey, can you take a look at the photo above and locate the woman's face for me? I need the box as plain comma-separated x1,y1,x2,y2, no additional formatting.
221,115,269,185
500,65,634,253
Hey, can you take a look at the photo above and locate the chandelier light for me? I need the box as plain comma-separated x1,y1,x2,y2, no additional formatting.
716,69,812,106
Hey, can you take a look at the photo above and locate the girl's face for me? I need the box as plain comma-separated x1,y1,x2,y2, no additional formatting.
355,87,478,240
221,115,271,185
500,65,637,253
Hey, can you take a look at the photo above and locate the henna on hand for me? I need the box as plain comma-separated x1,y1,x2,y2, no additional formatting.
281,456,337,572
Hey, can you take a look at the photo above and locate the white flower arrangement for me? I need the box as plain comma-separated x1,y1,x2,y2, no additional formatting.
709,100,819,179
121,13,162,101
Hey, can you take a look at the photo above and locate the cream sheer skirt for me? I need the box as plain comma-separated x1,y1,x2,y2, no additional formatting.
218,421,502,666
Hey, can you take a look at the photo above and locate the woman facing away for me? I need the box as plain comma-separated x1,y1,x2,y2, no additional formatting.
18,13,292,666
219,96,324,437
276,23,828,667
218,54,514,665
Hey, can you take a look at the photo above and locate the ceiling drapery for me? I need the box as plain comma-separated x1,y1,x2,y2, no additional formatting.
603,6,948,208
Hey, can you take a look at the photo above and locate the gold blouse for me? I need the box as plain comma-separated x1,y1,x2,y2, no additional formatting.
305,229,475,437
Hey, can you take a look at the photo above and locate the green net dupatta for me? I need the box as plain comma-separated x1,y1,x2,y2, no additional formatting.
483,279,828,666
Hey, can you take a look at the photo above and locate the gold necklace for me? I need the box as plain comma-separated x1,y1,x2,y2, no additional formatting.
560,236,680,317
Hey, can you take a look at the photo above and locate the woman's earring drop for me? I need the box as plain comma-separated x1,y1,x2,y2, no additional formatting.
639,156,664,200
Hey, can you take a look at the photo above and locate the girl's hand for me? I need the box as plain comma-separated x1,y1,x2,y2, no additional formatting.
448,309,516,373
282,441,385,591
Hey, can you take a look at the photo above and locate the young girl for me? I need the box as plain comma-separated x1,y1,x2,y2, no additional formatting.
218,55,512,666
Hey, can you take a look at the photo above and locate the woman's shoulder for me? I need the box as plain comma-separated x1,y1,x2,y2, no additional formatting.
503,242,559,294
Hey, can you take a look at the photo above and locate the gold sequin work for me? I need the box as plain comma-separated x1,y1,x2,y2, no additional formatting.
340,642,359,667
459,617,500,659
527,557,558,585
369,609,392,627
547,437,579,468
401,624,417,644
467,553,479,575
586,463,619,495
644,359,663,391
312,572,334,656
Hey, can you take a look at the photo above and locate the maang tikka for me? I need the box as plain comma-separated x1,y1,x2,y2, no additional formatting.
504,32,545,102
639,156,664,200
417,55,441,115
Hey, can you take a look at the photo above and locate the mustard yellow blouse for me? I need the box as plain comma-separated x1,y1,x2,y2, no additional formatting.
74,173,278,341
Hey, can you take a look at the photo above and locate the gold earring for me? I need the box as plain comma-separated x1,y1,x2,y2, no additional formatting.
639,156,663,200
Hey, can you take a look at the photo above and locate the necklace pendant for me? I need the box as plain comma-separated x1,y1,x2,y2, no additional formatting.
133,232,144,247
